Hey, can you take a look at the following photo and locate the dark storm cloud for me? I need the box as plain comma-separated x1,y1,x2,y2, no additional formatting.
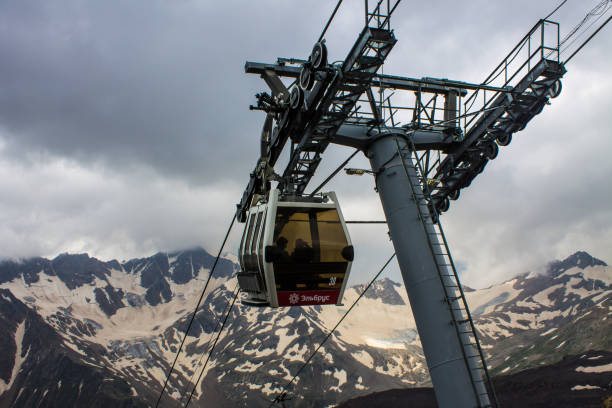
0,0,329,185
0,0,565,183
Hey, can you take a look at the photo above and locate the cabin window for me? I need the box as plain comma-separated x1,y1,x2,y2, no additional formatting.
316,209,348,262
246,211,264,271
257,209,268,271
272,206,348,291
273,207,347,260
243,213,257,271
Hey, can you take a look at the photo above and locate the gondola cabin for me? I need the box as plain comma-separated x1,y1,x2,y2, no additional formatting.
238,189,353,307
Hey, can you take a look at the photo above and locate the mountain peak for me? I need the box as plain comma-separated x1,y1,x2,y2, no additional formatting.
353,277,405,305
51,252,117,290
564,251,606,267
0,247,238,313
548,251,607,276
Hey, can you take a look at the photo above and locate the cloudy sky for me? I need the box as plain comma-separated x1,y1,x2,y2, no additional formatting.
1,0,610,288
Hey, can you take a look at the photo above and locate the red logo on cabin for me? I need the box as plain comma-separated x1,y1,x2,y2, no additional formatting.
277,290,340,306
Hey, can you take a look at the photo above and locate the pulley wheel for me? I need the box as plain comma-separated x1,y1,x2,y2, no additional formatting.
289,86,304,110
475,159,487,174
299,64,315,90
260,115,274,157
507,118,526,133
496,131,512,146
311,41,328,71
548,79,562,98
449,188,460,201
460,177,472,188
533,100,545,115
483,141,499,160
438,197,450,213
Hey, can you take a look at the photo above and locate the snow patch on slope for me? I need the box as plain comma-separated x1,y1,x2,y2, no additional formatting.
576,265,610,284
352,350,374,368
571,384,601,391
329,369,347,392
315,286,415,349
532,284,564,306
0,320,29,395
576,363,612,373
466,278,520,315
364,337,407,350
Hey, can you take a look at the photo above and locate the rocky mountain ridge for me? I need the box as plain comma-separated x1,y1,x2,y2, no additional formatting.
0,289,150,408
0,249,610,407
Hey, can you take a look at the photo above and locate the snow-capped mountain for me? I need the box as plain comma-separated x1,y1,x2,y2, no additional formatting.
0,248,237,407
0,249,610,407
468,251,612,375
0,289,150,407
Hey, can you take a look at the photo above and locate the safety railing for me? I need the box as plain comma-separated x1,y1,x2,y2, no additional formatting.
462,19,560,133
365,0,401,30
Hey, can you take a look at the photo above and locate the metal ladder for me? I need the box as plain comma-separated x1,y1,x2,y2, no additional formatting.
394,137,498,408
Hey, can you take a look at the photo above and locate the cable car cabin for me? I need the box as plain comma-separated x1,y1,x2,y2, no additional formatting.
238,189,353,307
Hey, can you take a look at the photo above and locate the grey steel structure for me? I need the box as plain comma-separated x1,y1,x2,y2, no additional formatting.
237,3,565,407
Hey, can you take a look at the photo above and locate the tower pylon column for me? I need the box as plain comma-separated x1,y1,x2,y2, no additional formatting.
367,133,491,408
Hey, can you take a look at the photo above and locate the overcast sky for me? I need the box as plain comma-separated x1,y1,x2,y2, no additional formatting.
1,0,610,288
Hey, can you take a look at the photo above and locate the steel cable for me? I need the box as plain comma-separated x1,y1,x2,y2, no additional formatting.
545,0,568,20
561,6,611,55
185,284,241,407
564,12,612,63
155,213,237,408
178,282,237,406
560,0,610,48
309,149,360,196
318,0,343,43
268,252,397,406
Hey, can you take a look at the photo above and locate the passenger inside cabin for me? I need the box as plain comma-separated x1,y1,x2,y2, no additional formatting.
292,238,314,263
276,236,291,262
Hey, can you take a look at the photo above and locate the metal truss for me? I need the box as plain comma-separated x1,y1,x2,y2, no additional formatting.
238,11,565,222
237,3,399,222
